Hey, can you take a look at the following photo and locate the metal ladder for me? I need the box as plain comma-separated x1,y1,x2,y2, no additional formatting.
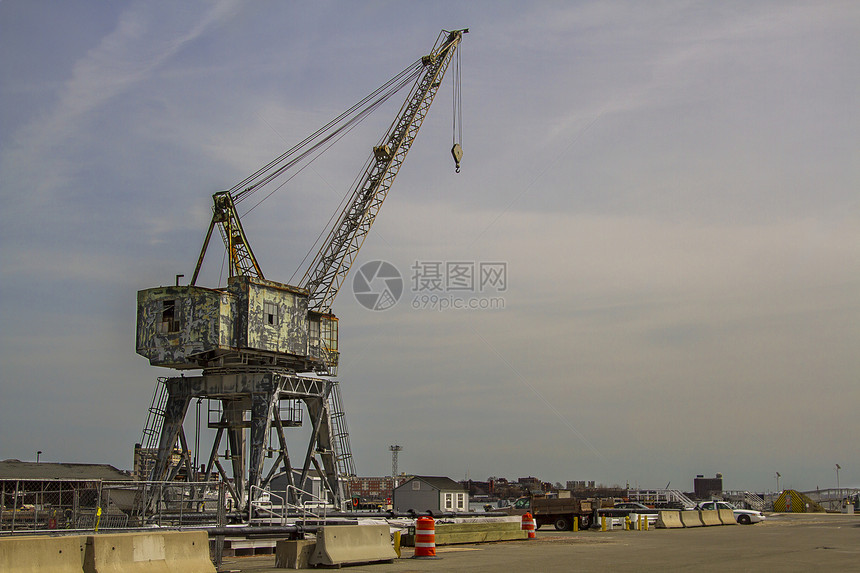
137,377,169,479
327,380,356,484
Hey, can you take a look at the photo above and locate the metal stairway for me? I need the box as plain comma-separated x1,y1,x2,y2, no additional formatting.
327,380,356,484
723,490,765,511
137,378,169,480
626,488,696,508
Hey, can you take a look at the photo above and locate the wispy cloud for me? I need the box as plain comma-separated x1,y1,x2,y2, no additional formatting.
0,1,240,206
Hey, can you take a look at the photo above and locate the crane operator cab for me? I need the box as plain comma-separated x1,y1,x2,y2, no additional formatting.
136,275,338,376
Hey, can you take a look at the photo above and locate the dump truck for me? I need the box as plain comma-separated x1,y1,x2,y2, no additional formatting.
501,494,606,530
532,496,597,530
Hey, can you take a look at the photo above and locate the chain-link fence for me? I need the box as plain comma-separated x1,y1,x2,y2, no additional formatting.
1,479,228,534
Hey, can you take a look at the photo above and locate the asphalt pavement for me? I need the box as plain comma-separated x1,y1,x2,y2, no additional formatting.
219,513,860,572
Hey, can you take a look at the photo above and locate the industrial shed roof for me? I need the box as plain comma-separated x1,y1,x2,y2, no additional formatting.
0,460,131,481
396,475,465,492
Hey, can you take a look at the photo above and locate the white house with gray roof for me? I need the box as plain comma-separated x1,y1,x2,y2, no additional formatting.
392,475,468,513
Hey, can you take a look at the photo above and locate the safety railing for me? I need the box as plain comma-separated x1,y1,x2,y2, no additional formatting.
722,490,765,511
249,485,286,525
799,488,860,512
625,489,696,509
285,484,330,524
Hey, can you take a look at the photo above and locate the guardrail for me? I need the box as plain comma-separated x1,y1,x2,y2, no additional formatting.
248,484,334,526
285,484,330,523
2,478,349,535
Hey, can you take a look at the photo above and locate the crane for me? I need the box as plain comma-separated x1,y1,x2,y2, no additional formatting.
134,29,466,512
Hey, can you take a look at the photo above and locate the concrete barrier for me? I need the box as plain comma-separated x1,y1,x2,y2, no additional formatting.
275,539,315,569
402,522,527,546
679,510,704,528
83,531,214,573
718,509,738,525
699,510,722,526
309,525,396,567
655,511,684,529
0,534,86,573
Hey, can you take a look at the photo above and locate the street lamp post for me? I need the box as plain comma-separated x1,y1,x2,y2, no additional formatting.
836,464,841,491
36,450,42,463
775,472,781,492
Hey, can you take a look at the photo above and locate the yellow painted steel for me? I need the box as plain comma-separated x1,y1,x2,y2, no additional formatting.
774,490,824,513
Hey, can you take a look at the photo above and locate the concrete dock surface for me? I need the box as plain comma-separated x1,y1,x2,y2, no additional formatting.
219,513,859,572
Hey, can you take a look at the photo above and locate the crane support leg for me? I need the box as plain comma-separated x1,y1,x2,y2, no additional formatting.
248,377,285,502
150,372,346,513
302,390,342,506
224,399,247,508
151,388,191,481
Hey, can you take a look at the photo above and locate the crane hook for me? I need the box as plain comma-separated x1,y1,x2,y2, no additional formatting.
451,143,463,173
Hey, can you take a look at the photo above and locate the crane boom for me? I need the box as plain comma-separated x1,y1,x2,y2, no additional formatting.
190,191,263,285
137,30,467,512
300,29,466,312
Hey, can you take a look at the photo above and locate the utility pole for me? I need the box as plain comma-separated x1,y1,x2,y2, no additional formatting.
389,444,402,481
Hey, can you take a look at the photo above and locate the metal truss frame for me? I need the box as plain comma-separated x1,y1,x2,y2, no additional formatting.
150,371,343,512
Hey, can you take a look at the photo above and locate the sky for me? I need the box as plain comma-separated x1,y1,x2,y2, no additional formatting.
1,1,858,495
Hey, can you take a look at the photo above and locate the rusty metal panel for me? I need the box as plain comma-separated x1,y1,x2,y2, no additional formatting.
136,285,226,368
219,289,237,349
137,277,337,373
229,276,308,357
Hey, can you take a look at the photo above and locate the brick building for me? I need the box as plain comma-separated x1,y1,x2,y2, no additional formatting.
348,476,397,502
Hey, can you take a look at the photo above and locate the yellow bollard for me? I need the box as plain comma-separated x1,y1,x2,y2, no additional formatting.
644,515,649,531
624,516,630,531
601,515,606,532
573,517,579,532
393,530,401,558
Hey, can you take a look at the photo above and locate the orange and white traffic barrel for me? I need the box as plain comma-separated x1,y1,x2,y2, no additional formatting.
522,512,536,539
413,516,437,558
